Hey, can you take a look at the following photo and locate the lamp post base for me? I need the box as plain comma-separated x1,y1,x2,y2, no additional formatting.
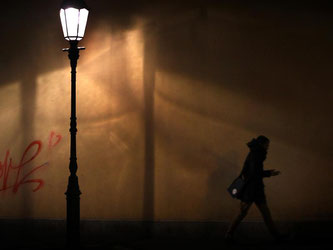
66,174,81,247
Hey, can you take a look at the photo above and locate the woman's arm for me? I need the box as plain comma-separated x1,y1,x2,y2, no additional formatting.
263,170,272,177
263,169,281,177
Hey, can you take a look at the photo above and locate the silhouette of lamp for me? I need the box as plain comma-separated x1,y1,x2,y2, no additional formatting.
59,0,89,247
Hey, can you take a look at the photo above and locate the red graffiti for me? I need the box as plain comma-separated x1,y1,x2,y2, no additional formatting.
0,132,62,193
48,131,62,149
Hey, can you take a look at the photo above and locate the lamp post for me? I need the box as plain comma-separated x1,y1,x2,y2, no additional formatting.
59,0,89,247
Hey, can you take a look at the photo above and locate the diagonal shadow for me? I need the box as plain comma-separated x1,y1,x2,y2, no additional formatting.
142,22,157,237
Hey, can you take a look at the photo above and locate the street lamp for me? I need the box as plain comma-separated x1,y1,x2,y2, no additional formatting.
59,0,89,247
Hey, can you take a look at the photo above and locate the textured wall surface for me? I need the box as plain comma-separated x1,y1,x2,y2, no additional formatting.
0,0,332,221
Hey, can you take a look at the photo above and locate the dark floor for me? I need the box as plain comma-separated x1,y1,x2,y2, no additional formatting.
1,220,332,249
1,236,332,250
114,237,331,250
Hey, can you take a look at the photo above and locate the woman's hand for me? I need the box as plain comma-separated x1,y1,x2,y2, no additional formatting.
270,169,281,176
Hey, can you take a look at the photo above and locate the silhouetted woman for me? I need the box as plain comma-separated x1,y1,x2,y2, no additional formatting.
225,135,285,242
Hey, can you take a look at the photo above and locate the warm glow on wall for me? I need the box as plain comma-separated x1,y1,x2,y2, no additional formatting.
33,25,145,219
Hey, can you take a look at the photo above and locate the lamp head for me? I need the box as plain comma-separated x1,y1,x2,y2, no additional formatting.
60,0,89,41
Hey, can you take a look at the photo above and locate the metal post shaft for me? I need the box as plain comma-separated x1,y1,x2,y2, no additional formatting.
64,41,84,248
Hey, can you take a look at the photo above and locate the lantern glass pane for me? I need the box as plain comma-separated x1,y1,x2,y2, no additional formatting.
78,8,89,39
65,8,80,40
60,9,68,39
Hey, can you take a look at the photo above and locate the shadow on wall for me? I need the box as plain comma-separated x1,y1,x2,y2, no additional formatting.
153,6,333,159
142,22,157,231
20,70,38,218
146,3,333,220
0,2,47,218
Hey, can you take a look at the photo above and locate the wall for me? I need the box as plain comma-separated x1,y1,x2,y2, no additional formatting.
0,0,332,222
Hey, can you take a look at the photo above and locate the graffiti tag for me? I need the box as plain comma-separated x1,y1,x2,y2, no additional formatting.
0,132,62,193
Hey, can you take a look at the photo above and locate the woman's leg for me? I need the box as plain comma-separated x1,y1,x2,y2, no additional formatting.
226,201,252,237
255,201,280,237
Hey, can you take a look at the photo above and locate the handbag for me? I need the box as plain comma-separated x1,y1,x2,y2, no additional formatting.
227,170,245,199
